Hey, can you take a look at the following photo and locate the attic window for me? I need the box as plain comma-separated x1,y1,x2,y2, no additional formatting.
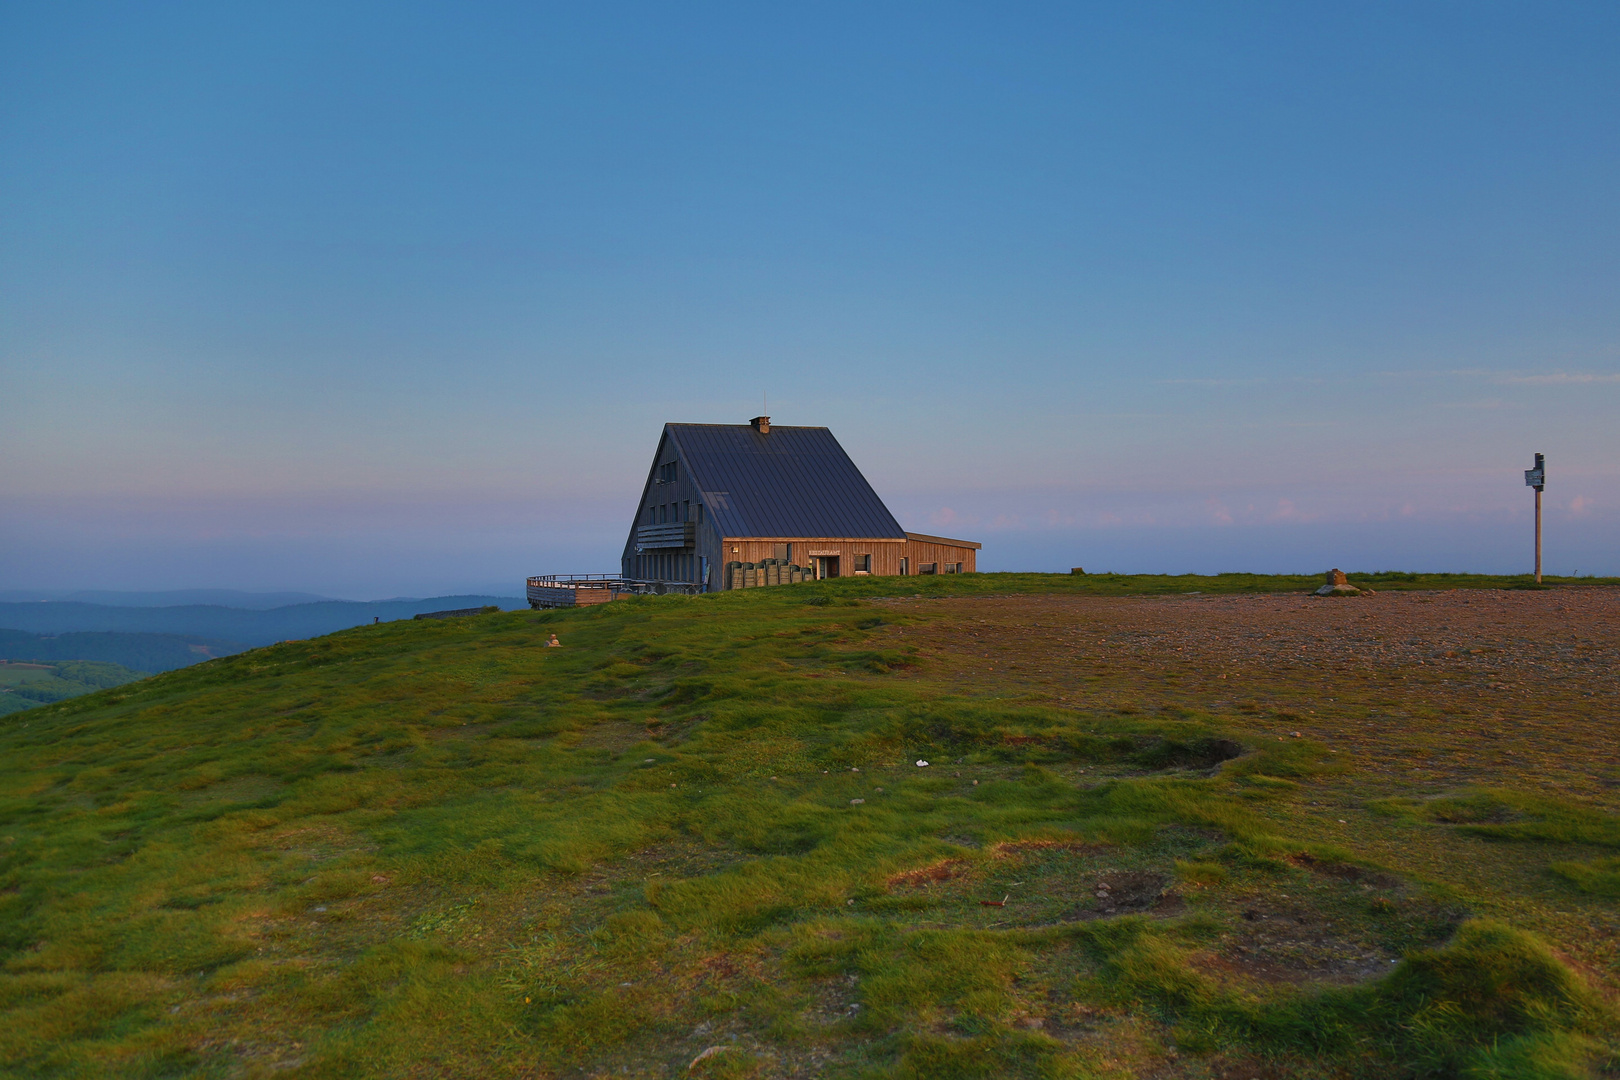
657,461,677,484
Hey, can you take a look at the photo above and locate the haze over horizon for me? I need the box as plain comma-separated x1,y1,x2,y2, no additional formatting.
5,2,1617,597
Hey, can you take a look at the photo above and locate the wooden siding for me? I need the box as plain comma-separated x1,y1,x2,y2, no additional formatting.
717,534,977,587
900,534,979,576
527,582,629,608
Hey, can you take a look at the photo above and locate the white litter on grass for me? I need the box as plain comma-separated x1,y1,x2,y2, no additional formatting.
916,760,929,767
689,1045,731,1069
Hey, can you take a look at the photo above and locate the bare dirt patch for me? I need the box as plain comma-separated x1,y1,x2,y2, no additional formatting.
1072,870,1175,919
1210,898,1399,985
1286,852,1403,891
567,719,652,752
887,857,971,888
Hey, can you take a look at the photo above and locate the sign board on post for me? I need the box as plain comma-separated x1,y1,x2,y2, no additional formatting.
1525,452,1545,490
1526,452,1545,584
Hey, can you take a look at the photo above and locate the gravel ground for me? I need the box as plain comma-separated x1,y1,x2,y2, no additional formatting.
873,586,1620,995
876,587,1620,806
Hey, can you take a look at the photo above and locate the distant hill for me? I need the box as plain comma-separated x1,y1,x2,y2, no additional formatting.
0,588,335,609
0,628,246,673
0,595,526,647
0,658,147,716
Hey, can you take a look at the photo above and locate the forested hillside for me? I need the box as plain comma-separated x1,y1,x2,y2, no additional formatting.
0,595,523,646
0,628,243,674
0,659,145,716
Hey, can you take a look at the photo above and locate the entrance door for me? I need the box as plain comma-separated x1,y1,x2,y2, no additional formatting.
814,556,839,580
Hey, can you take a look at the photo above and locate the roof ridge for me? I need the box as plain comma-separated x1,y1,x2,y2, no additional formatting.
665,422,829,430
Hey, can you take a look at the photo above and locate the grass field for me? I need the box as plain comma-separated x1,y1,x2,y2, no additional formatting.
0,572,1615,1078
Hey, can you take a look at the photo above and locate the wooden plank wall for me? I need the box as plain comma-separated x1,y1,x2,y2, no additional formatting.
900,535,979,575
528,584,625,608
718,536,977,588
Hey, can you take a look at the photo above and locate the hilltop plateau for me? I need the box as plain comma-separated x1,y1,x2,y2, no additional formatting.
1,573,1616,1079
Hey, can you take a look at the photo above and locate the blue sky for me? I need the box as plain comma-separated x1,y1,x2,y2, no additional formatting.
3,2,1617,597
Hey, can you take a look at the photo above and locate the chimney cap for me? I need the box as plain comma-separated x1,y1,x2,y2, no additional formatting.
750,415,771,433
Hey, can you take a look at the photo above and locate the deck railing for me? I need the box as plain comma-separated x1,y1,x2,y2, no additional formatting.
527,574,626,586
525,574,705,608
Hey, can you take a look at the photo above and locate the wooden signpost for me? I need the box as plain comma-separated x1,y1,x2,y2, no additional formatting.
1524,452,1545,584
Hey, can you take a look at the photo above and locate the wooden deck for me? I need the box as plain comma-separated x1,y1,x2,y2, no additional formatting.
525,574,706,608
526,575,633,609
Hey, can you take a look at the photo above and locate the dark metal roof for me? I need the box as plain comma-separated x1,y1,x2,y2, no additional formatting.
666,424,907,539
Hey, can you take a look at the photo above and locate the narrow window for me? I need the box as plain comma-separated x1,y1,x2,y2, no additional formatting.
696,503,703,523
899,557,908,576
683,501,690,522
